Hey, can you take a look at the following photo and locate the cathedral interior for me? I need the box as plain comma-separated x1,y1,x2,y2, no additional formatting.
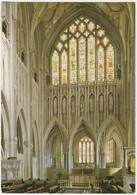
1,2,135,193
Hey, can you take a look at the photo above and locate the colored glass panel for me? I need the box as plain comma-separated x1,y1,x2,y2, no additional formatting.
98,45,105,81
79,142,82,163
60,34,67,41
84,18,89,23
107,44,114,81
79,36,86,83
97,29,105,37
83,142,85,163
88,21,95,31
57,42,63,51
88,35,95,82
69,23,77,34
61,50,68,84
102,36,109,46
69,38,77,84
52,50,59,85
91,141,94,163
78,22,86,33
75,19,80,25
84,31,90,37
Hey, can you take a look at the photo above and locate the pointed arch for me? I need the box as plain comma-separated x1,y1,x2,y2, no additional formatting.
1,91,10,140
69,116,96,148
16,108,28,144
97,114,126,150
43,117,68,151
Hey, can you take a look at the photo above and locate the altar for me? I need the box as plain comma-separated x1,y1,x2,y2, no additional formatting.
69,174,95,185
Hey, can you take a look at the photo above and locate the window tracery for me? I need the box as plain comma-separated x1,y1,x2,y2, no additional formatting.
51,16,115,85
79,136,94,163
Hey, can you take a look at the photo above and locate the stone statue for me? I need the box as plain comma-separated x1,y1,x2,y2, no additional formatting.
80,95,85,114
108,93,113,112
99,94,104,112
62,97,66,114
89,95,94,113
53,97,58,116
71,96,75,113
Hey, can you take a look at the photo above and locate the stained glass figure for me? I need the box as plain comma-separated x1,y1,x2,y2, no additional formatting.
69,38,77,84
79,36,86,83
88,35,95,82
61,50,68,84
78,22,86,33
52,50,59,85
98,45,105,81
107,44,114,81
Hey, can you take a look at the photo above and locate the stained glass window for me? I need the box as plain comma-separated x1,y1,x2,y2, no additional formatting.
79,142,82,163
83,142,86,163
98,45,105,81
79,136,94,164
79,36,86,83
106,138,115,163
61,142,64,167
51,16,115,85
52,50,59,85
61,50,68,84
107,44,114,81
69,38,77,84
88,35,95,82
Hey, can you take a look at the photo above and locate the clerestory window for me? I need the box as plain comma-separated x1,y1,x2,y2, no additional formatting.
51,16,114,85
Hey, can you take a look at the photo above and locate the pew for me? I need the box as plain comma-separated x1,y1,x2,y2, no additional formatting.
2,179,60,193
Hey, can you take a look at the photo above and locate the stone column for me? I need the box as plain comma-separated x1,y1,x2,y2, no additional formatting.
95,146,99,179
101,151,106,168
23,141,29,180
9,3,17,157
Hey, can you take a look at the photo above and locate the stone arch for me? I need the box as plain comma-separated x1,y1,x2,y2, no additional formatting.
43,4,123,67
43,118,68,152
70,116,96,146
97,114,125,150
16,108,28,144
1,91,10,158
69,116,96,173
